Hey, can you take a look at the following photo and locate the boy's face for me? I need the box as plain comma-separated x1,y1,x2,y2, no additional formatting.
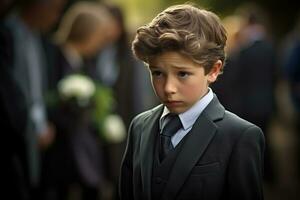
148,51,220,114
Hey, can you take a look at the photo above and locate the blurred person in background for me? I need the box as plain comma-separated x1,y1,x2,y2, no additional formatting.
94,4,150,199
40,2,115,200
212,2,278,183
281,14,300,180
95,3,135,129
212,14,244,113
4,0,66,198
95,2,157,129
1,0,29,199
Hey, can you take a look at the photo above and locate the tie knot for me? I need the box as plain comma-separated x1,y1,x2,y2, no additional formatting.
161,115,182,137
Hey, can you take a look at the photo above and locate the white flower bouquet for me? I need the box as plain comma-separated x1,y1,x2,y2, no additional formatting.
102,114,126,143
58,74,96,107
56,74,126,143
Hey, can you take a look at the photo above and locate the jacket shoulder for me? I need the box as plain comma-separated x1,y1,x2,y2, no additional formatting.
216,110,264,147
220,110,263,135
130,104,162,127
224,110,254,127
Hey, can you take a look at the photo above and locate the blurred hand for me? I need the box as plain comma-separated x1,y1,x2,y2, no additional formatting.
38,122,56,150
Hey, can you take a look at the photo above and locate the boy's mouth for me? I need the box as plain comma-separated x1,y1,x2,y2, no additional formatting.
164,100,183,107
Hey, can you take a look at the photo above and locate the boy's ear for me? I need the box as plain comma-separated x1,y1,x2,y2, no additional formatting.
207,60,222,83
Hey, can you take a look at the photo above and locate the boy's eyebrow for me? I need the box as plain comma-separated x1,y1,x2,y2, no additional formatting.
148,64,193,70
148,65,159,69
149,64,193,69
170,63,196,70
172,65,191,69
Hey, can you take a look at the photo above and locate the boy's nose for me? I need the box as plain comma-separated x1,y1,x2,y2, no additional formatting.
164,77,177,94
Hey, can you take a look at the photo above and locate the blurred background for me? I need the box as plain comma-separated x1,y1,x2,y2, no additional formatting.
1,0,300,199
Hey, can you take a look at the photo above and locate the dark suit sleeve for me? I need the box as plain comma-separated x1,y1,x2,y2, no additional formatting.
119,119,135,200
0,24,29,198
227,125,265,200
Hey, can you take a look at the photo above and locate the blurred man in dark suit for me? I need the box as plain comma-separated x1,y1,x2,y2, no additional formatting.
1,0,29,199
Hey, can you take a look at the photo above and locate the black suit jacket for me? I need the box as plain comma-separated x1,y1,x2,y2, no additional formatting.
212,39,276,128
119,95,265,200
43,48,105,187
0,22,29,199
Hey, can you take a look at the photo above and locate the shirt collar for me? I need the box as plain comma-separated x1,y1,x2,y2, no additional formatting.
159,87,214,130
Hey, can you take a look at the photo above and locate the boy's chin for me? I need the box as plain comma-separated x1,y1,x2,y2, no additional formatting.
166,106,188,114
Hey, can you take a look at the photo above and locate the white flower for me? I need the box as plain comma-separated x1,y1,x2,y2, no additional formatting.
102,114,126,143
58,74,96,106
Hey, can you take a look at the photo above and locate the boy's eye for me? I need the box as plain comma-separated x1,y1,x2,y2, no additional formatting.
151,70,163,77
178,71,190,78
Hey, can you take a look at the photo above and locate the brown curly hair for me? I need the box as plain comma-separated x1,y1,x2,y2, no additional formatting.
132,3,227,74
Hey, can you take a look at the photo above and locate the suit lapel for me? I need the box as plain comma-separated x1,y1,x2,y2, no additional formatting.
161,95,225,200
140,105,163,200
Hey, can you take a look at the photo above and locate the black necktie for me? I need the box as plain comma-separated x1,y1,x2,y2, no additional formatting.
160,115,182,161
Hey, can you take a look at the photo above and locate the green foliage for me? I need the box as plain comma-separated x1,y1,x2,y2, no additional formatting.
45,89,60,110
92,83,116,135
46,74,117,138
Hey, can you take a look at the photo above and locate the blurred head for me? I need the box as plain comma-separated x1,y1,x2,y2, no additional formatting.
104,4,124,44
0,0,16,19
222,15,244,54
236,2,269,27
234,3,270,45
295,13,300,33
132,3,227,74
55,1,113,57
20,0,67,33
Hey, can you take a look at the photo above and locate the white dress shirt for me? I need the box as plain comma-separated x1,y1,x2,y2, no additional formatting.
159,88,214,147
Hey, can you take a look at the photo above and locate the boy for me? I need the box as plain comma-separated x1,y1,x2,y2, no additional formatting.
119,3,264,200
